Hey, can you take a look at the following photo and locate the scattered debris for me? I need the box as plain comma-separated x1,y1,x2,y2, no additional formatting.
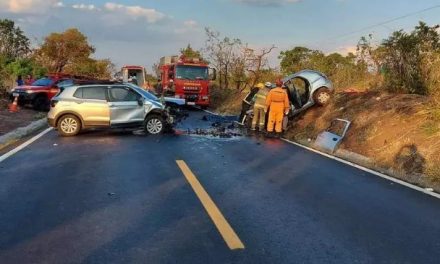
53,143,58,146
175,114,245,138
185,127,243,138
132,129,146,136
107,192,116,196
425,188,434,192
201,115,238,123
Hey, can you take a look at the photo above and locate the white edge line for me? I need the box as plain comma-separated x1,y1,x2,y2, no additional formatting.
0,127,53,163
281,138,440,199
189,108,440,199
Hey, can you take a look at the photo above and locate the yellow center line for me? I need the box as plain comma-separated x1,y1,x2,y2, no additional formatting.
176,160,245,250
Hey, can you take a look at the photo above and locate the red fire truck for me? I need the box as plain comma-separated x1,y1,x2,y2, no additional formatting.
158,56,215,108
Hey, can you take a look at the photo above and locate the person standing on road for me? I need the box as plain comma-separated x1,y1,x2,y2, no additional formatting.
266,79,290,137
239,84,259,124
251,82,271,131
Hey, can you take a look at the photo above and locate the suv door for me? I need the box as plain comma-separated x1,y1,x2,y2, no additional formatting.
108,86,144,125
73,86,110,126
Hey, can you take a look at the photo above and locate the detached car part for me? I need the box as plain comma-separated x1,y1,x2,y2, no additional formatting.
314,119,351,153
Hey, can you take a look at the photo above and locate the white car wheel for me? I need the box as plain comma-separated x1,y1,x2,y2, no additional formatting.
58,115,81,136
314,88,331,106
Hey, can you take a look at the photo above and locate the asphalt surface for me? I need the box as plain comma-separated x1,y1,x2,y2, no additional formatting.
1,110,440,264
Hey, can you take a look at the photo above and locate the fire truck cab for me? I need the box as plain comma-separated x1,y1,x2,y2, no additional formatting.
121,65,150,89
158,56,215,108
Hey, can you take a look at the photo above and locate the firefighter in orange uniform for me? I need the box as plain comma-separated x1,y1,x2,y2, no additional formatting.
266,79,290,137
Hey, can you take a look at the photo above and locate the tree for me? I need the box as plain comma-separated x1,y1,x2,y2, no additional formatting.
279,46,369,89
5,58,46,78
204,28,242,89
378,22,440,94
279,47,323,74
180,44,203,60
0,19,31,60
64,58,114,79
243,45,276,90
36,28,95,73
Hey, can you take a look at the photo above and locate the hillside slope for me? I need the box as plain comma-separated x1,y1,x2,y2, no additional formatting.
284,91,440,190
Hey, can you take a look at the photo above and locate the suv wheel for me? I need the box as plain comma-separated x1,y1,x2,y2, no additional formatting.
145,115,165,135
58,115,81,136
314,88,331,106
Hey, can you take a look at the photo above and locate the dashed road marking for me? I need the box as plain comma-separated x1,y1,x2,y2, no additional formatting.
176,160,245,250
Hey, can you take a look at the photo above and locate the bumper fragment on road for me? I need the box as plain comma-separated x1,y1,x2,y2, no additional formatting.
176,160,245,250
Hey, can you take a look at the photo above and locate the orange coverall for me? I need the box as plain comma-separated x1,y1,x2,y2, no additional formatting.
266,87,290,133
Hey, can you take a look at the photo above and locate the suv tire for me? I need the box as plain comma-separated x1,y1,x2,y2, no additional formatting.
58,114,81,137
145,114,165,135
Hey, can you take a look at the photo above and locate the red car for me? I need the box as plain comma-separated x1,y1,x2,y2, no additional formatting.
9,74,75,111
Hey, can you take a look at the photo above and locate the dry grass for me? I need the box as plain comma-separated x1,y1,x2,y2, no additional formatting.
209,86,244,115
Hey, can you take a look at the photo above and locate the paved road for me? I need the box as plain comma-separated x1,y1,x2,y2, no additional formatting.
1,110,440,264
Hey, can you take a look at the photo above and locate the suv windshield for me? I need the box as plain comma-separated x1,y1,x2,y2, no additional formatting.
127,83,159,101
175,66,208,80
32,77,53,86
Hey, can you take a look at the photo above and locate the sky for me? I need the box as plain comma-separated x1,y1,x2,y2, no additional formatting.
1,0,440,71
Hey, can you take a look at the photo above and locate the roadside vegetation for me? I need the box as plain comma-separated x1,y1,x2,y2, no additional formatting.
0,19,114,94
203,21,440,189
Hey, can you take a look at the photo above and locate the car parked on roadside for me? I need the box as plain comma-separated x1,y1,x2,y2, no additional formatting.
240,69,334,125
8,74,84,111
48,82,174,136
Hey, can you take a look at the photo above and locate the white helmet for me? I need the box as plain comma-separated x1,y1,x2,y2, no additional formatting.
264,82,272,88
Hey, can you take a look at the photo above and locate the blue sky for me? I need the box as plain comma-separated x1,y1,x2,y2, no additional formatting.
1,0,440,70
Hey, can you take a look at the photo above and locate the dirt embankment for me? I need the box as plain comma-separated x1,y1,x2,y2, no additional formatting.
211,88,440,191
0,98,46,136
285,91,440,190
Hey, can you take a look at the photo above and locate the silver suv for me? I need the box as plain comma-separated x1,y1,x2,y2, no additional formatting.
48,83,172,136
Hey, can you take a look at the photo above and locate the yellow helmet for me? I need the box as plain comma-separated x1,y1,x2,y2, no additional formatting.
255,83,264,89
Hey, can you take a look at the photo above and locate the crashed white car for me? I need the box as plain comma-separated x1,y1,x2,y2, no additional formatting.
240,70,334,125
282,69,334,115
